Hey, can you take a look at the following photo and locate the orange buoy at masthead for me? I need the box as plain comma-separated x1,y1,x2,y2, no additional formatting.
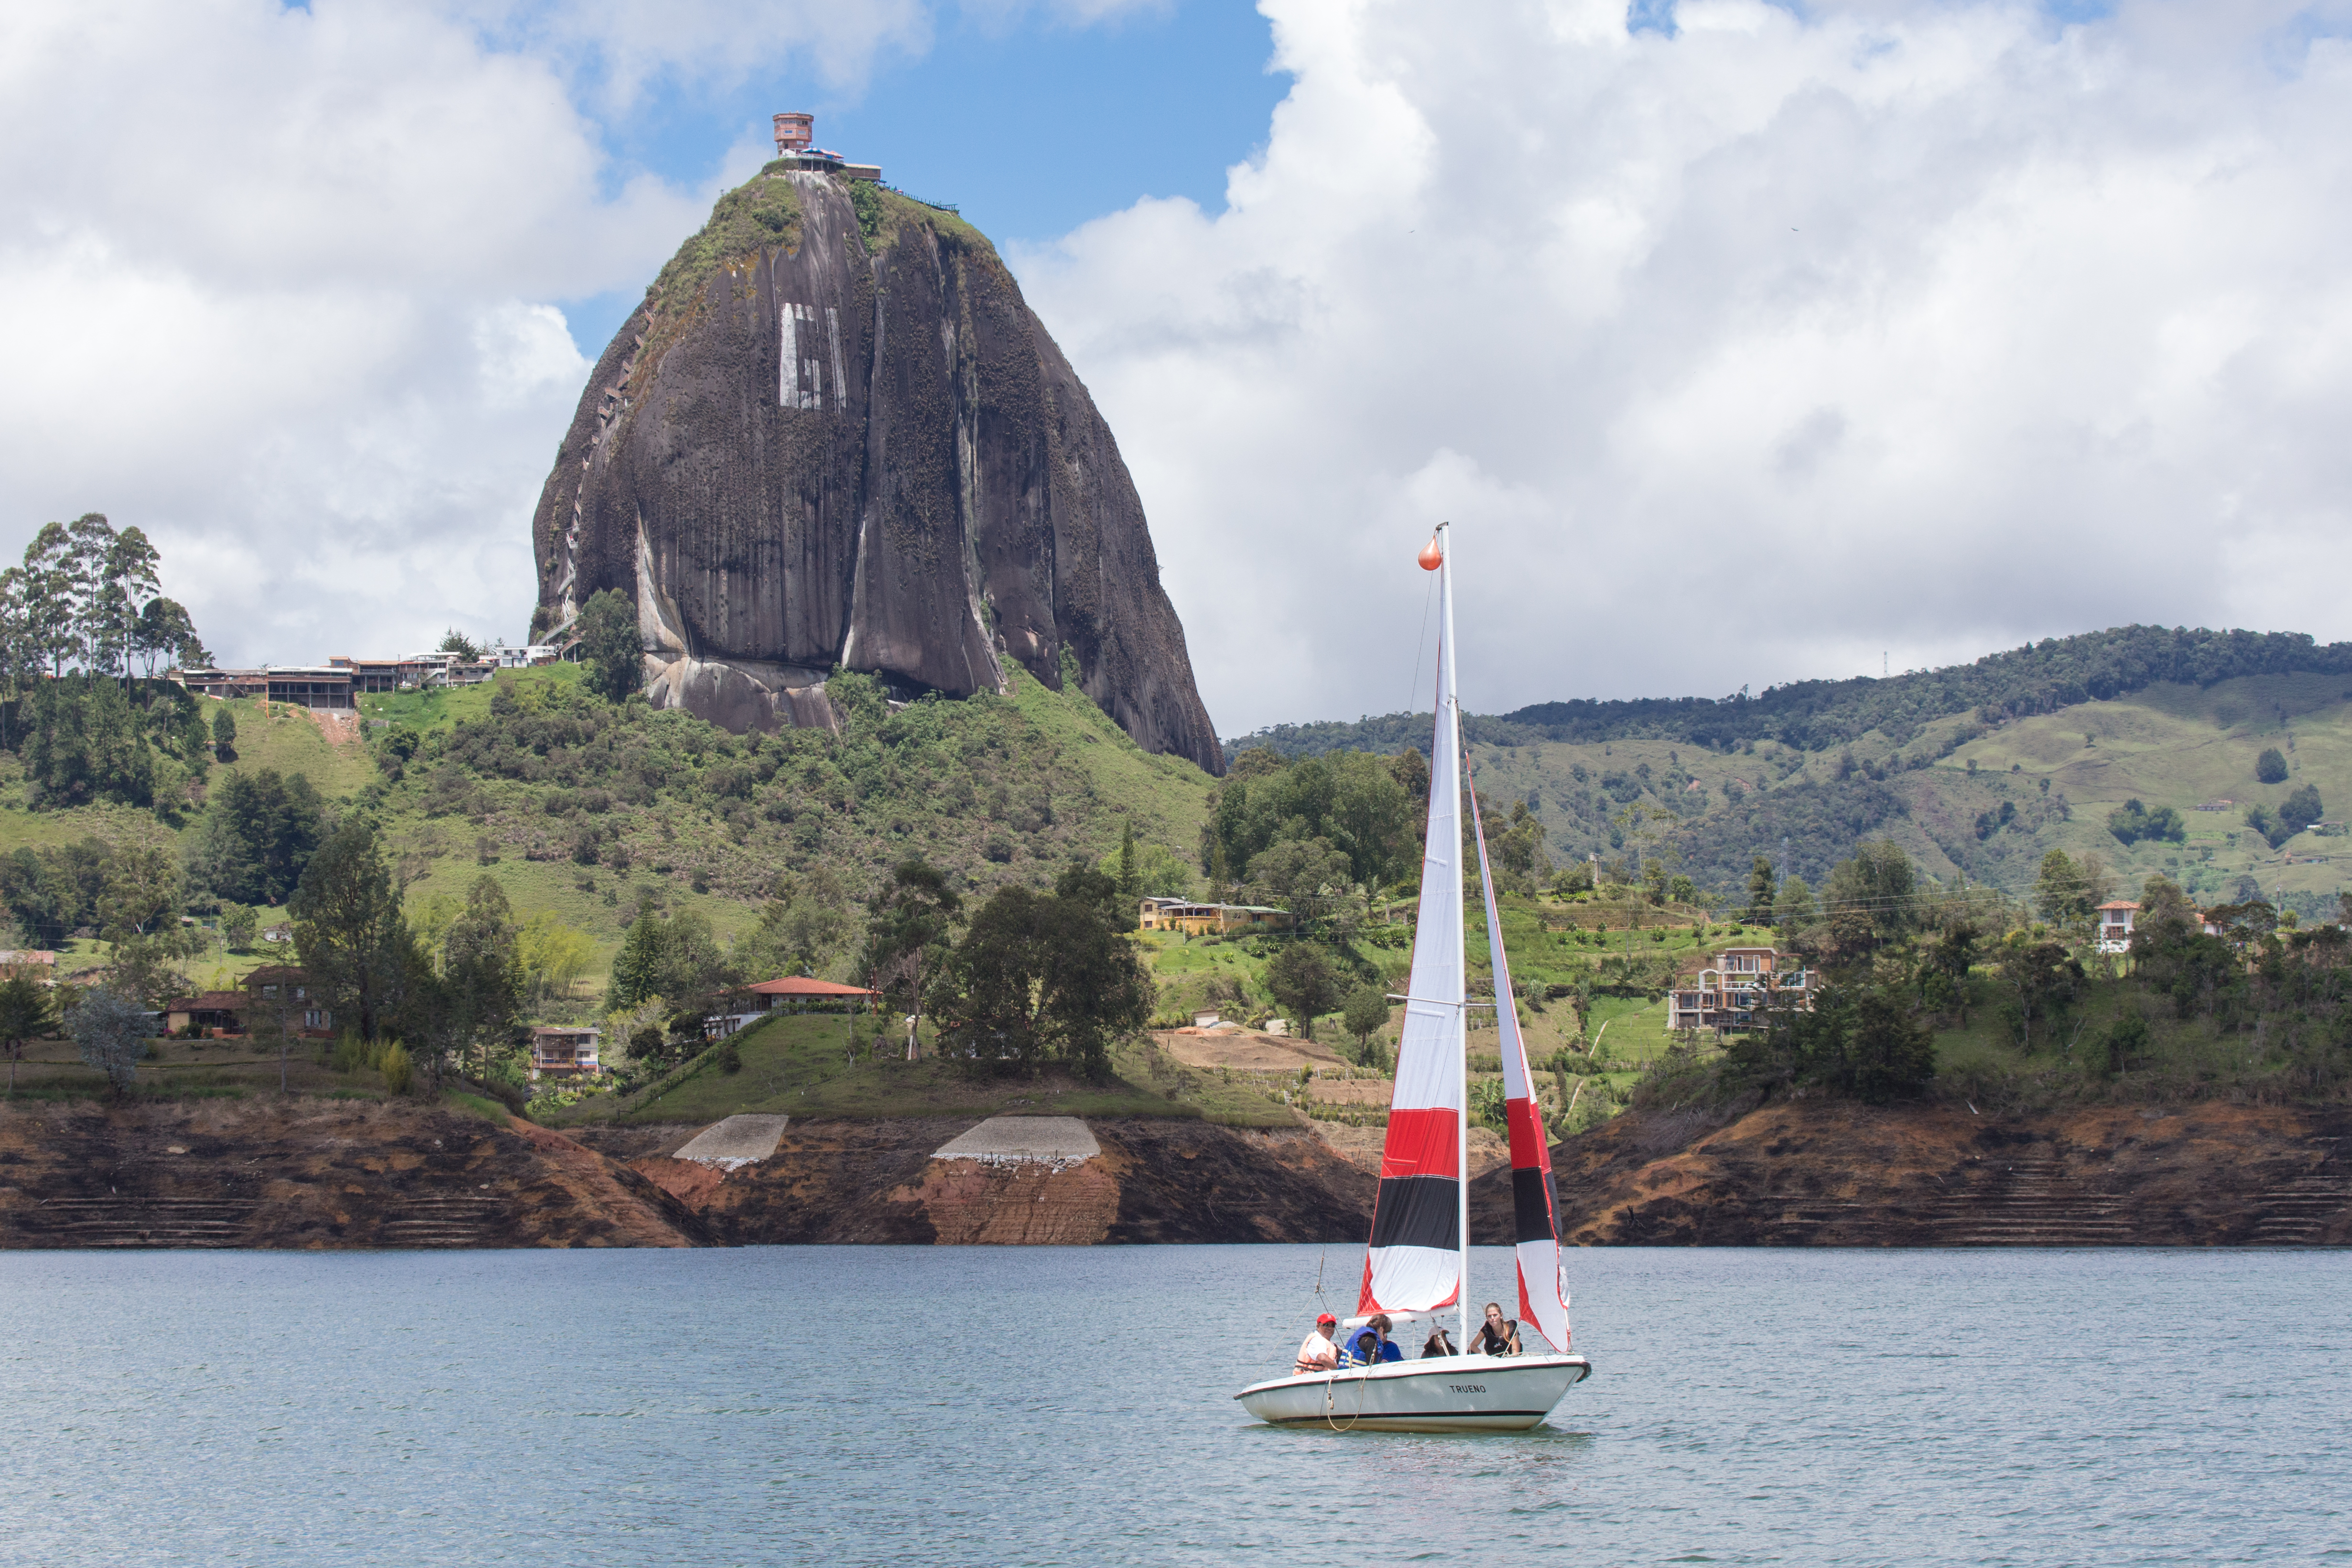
1418,536,1444,571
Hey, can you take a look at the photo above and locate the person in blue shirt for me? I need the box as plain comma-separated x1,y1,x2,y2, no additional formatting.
1340,1315,1404,1365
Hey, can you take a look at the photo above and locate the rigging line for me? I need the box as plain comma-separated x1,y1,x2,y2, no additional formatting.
1407,569,1437,715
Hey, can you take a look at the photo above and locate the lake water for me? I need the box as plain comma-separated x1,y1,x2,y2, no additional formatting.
0,1246,2343,1565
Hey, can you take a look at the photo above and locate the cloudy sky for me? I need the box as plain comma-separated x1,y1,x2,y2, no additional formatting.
5,0,2349,739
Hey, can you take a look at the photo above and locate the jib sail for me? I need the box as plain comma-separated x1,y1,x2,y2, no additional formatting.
1465,783,1573,1351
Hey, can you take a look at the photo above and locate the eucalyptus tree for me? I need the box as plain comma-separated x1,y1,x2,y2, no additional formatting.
70,986,151,1100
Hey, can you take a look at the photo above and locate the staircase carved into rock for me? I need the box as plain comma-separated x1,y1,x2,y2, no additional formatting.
378,1196,506,1248
16,1197,260,1248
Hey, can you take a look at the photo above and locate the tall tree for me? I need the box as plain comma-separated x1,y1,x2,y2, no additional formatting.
574,589,642,703
98,526,162,679
2135,875,2199,939
69,986,149,1100
1744,855,1777,925
1266,941,1344,1040
2280,783,2324,838
131,596,202,677
290,821,411,1041
183,769,325,906
1492,800,1553,893
609,912,668,1009
63,513,120,673
22,677,156,808
1825,840,1915,956
859,858,963,1041
1342,984,1389,1066
731,869,850,982
19,522,79,677
0,975,56,1096
1115,818,1138,901
441,876,524,1077
932,863,1150,1076
98,840,201,1009
1997,935,2085,1051
517,912,598,1005
2034,849,2093,928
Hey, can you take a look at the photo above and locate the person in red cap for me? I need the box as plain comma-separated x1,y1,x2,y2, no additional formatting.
1294,1313,1340,1374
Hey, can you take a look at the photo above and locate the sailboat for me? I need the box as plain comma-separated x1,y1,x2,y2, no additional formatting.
1235,524,1592,1432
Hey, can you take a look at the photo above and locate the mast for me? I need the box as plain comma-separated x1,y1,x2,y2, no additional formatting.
1358,520,1471,1329
1442,522,1469,1358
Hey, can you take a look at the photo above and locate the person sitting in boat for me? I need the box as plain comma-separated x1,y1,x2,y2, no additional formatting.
1294,1313,1340,1374
1341,1315,1404,1366
1420,1326,1456,1358
1472,1302,1523,1357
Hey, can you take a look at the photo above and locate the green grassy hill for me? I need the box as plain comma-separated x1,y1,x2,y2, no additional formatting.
541,1009,1297,1129
347,659,1213,973
1449,671,2350,909
1,660,1217,1007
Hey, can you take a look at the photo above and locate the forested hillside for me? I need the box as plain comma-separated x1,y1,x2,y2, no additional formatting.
1225,627,2352,910
0,655,1213,1006
0,508,1220,1106
1231,625,2352,757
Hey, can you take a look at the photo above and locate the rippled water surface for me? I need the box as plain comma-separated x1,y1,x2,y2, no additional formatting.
0,1246,2344,1565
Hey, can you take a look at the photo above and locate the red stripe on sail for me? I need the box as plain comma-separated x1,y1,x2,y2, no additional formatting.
1378,1105,1461,1181
1505,1096,1549,1172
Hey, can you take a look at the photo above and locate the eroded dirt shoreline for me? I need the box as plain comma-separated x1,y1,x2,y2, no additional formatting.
1474,1097,2352,1246
1,1097,2344,1249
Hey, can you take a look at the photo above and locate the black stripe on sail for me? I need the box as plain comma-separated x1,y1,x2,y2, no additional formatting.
1370,1175,1459,1252
1511,1168,1559,1246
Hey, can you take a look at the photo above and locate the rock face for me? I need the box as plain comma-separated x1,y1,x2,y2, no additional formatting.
1470,1098,2352,1246
581,1116,1376,1244
531,169,1224,774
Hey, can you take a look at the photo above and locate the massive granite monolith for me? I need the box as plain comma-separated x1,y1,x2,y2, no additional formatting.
530,168,1224,774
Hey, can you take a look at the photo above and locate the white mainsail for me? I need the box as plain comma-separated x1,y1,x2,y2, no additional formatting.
1359,525,1466,1321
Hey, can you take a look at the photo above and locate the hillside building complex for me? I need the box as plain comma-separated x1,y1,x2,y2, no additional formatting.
1668,946,1818,1035
172,646,571,710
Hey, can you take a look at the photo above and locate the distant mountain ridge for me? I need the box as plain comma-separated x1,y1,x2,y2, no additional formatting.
1226,626,2352,759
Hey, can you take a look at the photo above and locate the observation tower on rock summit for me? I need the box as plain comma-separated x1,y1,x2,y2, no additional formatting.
771,112,881,182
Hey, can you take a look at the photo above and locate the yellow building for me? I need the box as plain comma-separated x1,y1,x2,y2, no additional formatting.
1138,898,1295,936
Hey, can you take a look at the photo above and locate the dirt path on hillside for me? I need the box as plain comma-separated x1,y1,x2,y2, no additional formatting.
301,707,363,746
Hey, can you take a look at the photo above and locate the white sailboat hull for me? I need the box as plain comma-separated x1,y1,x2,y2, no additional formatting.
1234,1353,1592,1433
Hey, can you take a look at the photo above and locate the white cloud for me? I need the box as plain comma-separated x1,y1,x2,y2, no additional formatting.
1017,0,2352,736
462,0,933,110
0,0,710,662
0,0,1212,672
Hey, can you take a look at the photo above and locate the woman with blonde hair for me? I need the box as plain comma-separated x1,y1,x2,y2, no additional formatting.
1472,1301,1523,1356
